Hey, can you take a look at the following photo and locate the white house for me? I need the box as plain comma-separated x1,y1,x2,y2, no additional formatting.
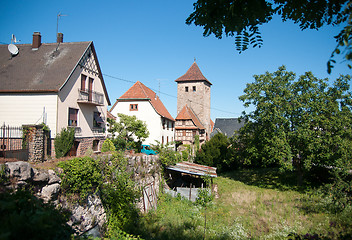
0,32,111,156
109,81,175,146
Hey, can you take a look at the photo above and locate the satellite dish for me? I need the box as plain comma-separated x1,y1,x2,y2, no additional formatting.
8,43,19,56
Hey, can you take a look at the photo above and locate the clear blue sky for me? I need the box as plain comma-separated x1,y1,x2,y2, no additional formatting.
1,0,350,120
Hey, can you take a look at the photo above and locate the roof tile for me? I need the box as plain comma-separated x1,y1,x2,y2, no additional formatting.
175,62,212,85
117,81,175,121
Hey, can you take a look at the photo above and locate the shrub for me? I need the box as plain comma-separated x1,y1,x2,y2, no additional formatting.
0,189,72,239
101,138,116,152
195,132,232,172
54,127,75,158
58,156,102,202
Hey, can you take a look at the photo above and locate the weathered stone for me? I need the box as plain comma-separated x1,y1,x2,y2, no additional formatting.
32,168,49,182
41,183,60,202
48,169,61,184
67,194,106,237
5,161,33,181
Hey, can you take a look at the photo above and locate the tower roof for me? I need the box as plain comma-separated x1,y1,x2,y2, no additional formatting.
111,81,175,121
175,62,212,85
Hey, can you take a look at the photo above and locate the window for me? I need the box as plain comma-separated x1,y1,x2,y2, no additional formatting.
185,86,189,92
167,120,169,130
93,140,99,152
130,104,138,111
193,86,196,92
162,136,164,145
167,136,169,144
68,108,78,126
171,122,174,131
163,119,166,129
81,74,86,91
93,112,104,128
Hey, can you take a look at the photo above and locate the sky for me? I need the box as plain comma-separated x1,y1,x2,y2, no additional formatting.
1,0,350,120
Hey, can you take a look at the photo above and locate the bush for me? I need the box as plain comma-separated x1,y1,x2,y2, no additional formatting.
0,190,72,239
54,127,75,158
58,156,102,202
101,138,116,152
195,132,233,172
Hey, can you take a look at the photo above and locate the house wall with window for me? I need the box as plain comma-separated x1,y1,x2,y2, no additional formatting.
57,58,107,140
110,100,174,146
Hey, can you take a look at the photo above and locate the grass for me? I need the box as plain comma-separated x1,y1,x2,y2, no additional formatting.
135,168,348,240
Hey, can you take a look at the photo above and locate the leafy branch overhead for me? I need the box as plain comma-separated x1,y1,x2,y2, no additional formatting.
187,0,351,72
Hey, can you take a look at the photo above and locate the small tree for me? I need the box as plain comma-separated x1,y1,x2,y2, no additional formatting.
101,138,116,152
195,175,214,240
108,113,149,152
54,127,75,158
195,132,232,172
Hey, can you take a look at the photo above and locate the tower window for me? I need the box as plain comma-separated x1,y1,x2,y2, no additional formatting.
185,86,189,92
193,86,196,92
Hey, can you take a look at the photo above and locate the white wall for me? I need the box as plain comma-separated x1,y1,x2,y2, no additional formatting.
57,47,108,138
110,100,174,146
0,93,58,136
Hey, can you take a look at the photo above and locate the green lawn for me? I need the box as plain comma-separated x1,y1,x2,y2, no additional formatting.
136,168,349,240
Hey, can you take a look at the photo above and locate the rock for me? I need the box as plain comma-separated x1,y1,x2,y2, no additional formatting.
41,183,60,202
48,169,61,184
5,161,33,181
67,194,106,236
32,168,49,182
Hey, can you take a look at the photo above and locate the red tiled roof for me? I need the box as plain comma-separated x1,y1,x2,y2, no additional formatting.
210,119,215,132
175,62,212,85
112,81,175,121
176,105,205,130
107,111,116,120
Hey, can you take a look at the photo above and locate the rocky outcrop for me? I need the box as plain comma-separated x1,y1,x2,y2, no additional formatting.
0,161,106,237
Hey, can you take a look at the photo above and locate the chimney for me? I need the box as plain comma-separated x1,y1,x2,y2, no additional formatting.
57,32,63,43
32,32,41,49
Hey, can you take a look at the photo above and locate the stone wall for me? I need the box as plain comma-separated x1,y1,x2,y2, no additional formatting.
23,124,51,163
0,153,162,236
125,154,161,212
0,161,106,238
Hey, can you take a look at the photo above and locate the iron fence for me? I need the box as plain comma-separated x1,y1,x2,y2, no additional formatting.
0,124,28,160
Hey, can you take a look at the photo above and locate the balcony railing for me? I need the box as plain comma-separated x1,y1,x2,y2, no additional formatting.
77,89,104,106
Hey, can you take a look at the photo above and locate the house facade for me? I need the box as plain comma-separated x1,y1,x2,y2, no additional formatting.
0,32,110,156
175,61,212,145
109,81,175,146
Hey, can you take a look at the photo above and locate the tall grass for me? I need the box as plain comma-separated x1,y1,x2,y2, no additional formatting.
135,168,349,240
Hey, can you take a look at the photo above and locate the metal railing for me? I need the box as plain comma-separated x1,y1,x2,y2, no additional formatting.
0,124,28,160
77,89,104,105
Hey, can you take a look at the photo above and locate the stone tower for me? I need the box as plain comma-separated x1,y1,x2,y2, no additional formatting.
175,61,212,139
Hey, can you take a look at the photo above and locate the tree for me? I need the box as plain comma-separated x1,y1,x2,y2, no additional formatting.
186,0,351,72
195,132,234,172
235,66,352,183
108,113,149,151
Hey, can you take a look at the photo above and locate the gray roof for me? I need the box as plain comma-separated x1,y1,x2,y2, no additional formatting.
0,42,90,92
210,118,245,138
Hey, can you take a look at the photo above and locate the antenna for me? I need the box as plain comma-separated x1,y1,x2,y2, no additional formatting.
56,12,67,38
11,34,20,43
8,44,19,56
